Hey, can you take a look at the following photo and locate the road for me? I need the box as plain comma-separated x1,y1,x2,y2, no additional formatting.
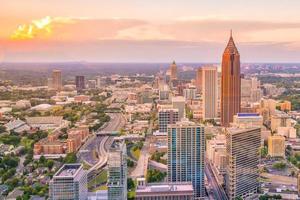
205,161,228,200
78,113,126,170
89,113,126,171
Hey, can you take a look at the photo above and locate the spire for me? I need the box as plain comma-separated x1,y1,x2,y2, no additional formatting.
224,30,239,54
172,60,176,65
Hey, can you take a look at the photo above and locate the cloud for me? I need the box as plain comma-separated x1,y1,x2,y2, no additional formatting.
9,16,148,41
3,17,300,62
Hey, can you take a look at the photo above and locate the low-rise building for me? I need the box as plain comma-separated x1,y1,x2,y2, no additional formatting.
268,135,285,158
135,178,194,200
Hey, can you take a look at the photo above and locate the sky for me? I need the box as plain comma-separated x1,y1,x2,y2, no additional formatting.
1,0,300,62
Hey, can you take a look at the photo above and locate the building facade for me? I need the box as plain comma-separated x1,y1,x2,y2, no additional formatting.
221,32,241,127
52,70,62,91
225,127,261,200
107,140,127,200
268,135,285,158
49,164,88,200
167,119,205,199
75,75,85,91
158,108,179,133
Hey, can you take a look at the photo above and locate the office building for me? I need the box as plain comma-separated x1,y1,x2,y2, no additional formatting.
268,135,285,158
225,127,261,200
76,76,85,91
241,77,262,104
135,178,194,200
49,164,88,200
167,119,205,199
270,112,292,132
232,113,263,128
196,66,218,119
172,96,185,119
170,61,177,80
183,85,197,100
52,70,62,91
159,84,170,101
221,32,241,127
158,108,179,133
107,140,127,200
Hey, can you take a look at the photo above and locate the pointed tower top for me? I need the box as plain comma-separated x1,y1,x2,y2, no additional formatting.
224,30,239,54
172,60,176,65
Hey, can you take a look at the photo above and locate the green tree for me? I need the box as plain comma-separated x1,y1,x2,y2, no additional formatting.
64,153,77,163
127,178,135,190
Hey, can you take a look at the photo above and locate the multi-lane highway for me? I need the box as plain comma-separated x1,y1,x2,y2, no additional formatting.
78,113,126,171
205,161,228,200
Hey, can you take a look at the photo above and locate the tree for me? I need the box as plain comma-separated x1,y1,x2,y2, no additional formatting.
127,178,135,190
46,160,54,169
64,153,77,163
0,125,6,133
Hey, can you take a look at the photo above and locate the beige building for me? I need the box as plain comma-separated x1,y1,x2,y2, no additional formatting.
271,112,292,132
196,66,218,120
268,135,285,158
52,70,62,91
232,113,263,128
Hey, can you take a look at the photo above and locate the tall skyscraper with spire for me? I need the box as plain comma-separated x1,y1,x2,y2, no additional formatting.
221,31,241,127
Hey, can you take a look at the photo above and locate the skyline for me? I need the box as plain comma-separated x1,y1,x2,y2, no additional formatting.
1,1,300,62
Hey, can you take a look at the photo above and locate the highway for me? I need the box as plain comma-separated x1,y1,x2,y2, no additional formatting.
78,113,126,171
89,113,126,171
205,161,228,200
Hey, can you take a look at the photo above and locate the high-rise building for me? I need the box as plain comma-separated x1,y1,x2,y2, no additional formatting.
172,96,185,119
268,135,285,158
196,66,218,119
183,85,197,100
52,70,62,91
49,164,88,200
221,32,241,127
75,76,85,91
158,108,179,133
167,119,205,199
225,127,261,200
107,139,127,200
170,61,177,80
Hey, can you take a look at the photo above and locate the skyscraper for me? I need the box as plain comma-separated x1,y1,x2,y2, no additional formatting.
107,139,127,200
225,127,261,200
75,75,85,91
196,66,218,120
49,164,88,200
172,96,185,120
170,61,177,80
52,70,62,91
158,108,179,133
167,119,205,199
221,31,241,127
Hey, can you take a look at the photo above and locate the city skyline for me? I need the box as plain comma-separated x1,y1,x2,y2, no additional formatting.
1,1,300,62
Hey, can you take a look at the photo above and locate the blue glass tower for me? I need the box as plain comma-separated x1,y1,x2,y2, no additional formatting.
167,119,205,199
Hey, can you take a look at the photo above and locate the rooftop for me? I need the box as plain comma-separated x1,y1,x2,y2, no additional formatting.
136,182,193,193
54,164,82,177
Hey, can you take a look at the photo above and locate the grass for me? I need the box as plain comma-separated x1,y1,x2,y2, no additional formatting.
131,148,141,160
92,185,108,192
128,191,136,199
88,170,107,189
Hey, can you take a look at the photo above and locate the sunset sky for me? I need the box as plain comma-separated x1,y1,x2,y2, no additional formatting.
1,0,300,62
